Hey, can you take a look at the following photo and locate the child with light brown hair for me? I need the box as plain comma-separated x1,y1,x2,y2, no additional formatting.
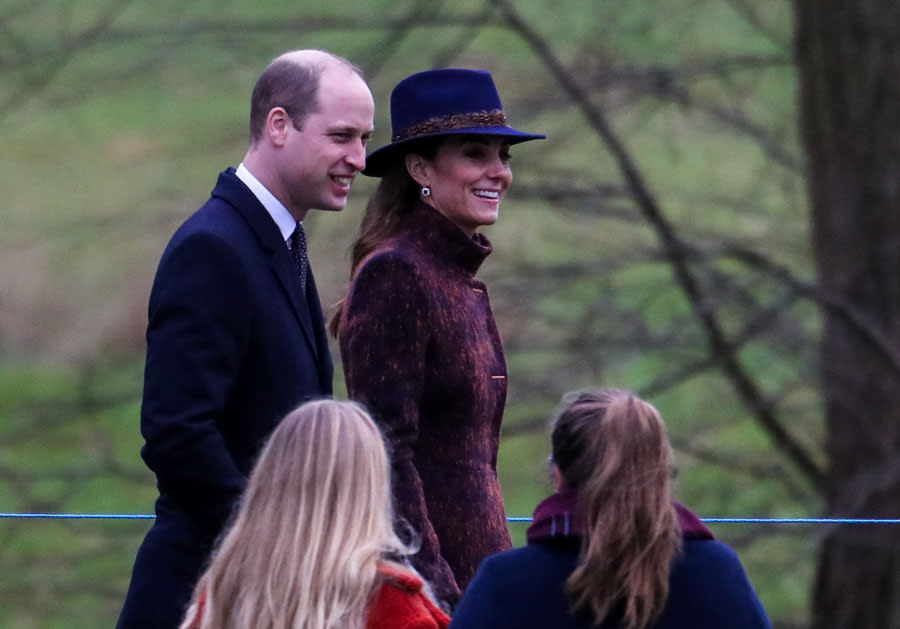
450,388,772,629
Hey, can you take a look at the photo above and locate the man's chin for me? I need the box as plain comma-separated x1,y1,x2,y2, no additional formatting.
312,199,348,213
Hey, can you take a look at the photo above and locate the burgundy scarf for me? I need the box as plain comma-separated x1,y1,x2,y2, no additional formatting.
526,490,713,544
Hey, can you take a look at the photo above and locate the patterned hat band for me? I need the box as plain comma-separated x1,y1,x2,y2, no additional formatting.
392,110,507,142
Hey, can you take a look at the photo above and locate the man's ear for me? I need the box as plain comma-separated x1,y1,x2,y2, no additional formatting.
265,107,291,147
405,153,430,187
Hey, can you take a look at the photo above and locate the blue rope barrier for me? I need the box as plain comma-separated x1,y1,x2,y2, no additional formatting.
703,517,900,524
1,513,899,524
0,513,155,520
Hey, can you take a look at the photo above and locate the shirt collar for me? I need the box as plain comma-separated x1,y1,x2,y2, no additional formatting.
235,163,298,242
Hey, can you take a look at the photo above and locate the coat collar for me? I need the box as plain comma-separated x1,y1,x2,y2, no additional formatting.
399,200,493,277
211,168,287,253
377,561,425,593
525,489,714,544
210,168,321,363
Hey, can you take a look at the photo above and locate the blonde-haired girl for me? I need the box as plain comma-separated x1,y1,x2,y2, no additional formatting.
180,399,449,629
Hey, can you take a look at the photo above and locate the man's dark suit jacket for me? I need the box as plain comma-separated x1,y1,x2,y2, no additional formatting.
117,168,333,628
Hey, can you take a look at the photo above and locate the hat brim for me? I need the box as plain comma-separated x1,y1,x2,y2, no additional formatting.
362,126,546,177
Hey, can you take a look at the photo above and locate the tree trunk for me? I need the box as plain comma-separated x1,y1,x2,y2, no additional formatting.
794,2,900,628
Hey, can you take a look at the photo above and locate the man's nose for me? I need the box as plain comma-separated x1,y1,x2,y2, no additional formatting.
346,140,367,171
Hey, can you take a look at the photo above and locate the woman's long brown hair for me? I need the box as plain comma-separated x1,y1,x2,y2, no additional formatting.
550,389,682,629
329,138,441,337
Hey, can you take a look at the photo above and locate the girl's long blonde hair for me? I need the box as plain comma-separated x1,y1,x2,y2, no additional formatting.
550,389,682,629
179,399,414,629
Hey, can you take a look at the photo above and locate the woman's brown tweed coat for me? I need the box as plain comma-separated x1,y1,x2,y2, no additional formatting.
339,201,512,607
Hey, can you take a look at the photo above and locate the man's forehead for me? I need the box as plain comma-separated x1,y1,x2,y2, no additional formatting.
322,121,375,135
313,74,374,128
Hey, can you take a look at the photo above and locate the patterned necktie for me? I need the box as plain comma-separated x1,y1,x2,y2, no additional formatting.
289,223,309,293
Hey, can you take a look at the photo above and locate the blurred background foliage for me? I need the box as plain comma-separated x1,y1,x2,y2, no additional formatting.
0,0,840,627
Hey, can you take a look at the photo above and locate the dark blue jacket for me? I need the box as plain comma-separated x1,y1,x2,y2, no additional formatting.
449,537,772,629
117,169,333,628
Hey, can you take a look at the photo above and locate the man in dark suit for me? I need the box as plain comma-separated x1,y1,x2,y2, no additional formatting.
116,49,375,628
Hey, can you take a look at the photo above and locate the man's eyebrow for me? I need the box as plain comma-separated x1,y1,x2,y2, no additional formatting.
327,124,371,134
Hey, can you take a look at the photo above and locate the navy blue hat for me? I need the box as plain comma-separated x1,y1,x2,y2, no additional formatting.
363,68,545,177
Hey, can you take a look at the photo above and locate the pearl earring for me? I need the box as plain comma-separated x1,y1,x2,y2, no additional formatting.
421,186,431,197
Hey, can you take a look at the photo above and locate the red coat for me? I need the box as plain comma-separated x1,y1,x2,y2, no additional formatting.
368,563,451,629
185,563,449,629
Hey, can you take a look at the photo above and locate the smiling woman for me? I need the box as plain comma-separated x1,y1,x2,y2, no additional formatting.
405,136,512,237
330,68,545,611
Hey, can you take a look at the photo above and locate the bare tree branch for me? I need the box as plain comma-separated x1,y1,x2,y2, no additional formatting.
0,13,507,75
361,0,443,78
714,243,900,383
580,62,801,171
489,0,825,492
0,0,44,27
652,81,801,172
722,0,792,49
0,0,133,116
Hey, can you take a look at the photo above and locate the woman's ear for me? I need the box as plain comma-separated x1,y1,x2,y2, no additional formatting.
552,464,565,491
405,153,430,187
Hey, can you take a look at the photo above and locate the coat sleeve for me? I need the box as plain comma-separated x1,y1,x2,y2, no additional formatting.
340,252,461,606
140,231,251,534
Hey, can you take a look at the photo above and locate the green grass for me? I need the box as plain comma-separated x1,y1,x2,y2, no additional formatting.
0,0,820,625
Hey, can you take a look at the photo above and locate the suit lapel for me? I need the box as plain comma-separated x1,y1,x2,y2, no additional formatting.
211,169,321,362
305,269,334,391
